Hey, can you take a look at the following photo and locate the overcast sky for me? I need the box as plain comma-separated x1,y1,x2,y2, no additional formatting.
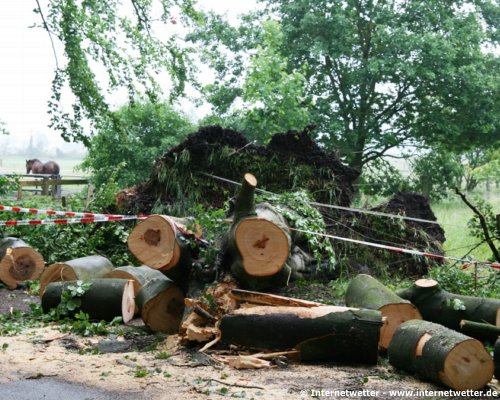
0,1,257,153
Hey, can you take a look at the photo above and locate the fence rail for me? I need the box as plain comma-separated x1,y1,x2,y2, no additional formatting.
2,174,90,199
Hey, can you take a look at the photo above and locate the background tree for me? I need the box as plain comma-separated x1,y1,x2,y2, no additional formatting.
191,0,499,174
80,102,193,188
0,119,8,135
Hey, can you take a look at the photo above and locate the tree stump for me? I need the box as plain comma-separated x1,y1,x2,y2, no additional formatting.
219,305,383,364
345,274,422,350
104,265,167,314
397,279,500,338
388,320,494,390
136,277,185,334
39,255,114,295
0,237,44,289
41,279,135,323
127,215,194,282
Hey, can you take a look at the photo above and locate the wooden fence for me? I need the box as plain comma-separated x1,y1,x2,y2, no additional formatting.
3,174,90,200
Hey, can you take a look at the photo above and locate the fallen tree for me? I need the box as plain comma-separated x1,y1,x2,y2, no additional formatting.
388,320,494,390
0,237,44,289
219,305,383,364
345,274,422,350
397,278,500,338
41,279,135,323
39,255,114,295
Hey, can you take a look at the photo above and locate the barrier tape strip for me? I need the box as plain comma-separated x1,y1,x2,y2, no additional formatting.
0,204,122,219
0,215,145,226
290,227,500,270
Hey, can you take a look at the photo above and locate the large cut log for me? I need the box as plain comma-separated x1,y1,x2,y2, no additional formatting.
388,320,493,390
495,338,500,379
397,279,500,339
0,237,44,289
104,265,167,314
136,277,185,334
41,279,135,323
345,274,422,350
223,174,292,290
459,319,500,343
39,255,114,295
219,305,383,364
127,215,194,282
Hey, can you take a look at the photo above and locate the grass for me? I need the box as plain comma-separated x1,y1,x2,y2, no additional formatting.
432,187,500,262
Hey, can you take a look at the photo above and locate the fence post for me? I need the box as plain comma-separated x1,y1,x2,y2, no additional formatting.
42,177,49,196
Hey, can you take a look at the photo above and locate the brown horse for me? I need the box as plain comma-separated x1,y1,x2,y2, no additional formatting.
26,159,60,175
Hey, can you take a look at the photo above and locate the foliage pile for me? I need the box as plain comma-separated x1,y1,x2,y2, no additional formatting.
116,125,359,216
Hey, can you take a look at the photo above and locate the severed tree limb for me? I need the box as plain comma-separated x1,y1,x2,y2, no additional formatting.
454,187,500,262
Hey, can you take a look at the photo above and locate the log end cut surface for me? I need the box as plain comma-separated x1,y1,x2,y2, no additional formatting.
235,218,289,277
440,339,494,391
141,286,185,334
379,303,422,350
121,280,136,323
39,264,78,295
128,215,177,269
0,247,44,288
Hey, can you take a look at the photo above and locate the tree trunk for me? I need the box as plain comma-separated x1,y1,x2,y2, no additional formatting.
459,320,500,343
345,274,422,350
388,320,493,390
135,277,185,334
223,173,292,290
41,279,135,323
219,305,383,364
39,255,114,295
0,237,44,289
104,265,167,314
495,338,500,379
397,279,500,337
127,215,193,283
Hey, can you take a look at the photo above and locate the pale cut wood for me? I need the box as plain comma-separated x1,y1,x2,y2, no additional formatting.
0,237,44,289
39,255,114,295
230,288,323,308
235,218,289,277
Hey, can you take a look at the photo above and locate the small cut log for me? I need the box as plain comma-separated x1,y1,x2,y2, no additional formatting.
136,277,185,334
127,215,194,282
397,278,500,338
0,237,44,289
41,279,135,323
388,320,494,390
459,319,500,343
345,274,422,350
219,305,383,364
494,338,500,379
39,255,114,295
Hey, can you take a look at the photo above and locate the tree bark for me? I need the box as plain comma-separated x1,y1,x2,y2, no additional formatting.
104,265,167,314
135,277,185,334
388,320,494,390
459,320,500,343
39,255,114,295
127,215,193,283
345,274,422,350
219,305,383,364
41,279,135,323
0,237,44,289
495,338,500,379
397,279,500,338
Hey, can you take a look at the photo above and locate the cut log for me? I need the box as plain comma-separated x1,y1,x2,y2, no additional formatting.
219,305,383,364
224,174,292,290
397,279,500,339
0,237,44,289
345,274,422,350
388,320,494,390
127,215,193,282
136,277,185,334
230,288,322,308
459,319,500,343
104,265,166,313
41,279,135,323
39,255,114,295
495,338,500,379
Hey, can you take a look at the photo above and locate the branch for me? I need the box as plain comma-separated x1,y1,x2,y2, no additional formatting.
34,0,59,69
453,187,500,262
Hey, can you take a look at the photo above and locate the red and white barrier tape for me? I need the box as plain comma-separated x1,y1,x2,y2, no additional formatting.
0,204,125,219
0,215,145,226
290,227,500,270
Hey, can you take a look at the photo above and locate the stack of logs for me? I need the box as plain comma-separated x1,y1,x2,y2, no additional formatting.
2,173,499,390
